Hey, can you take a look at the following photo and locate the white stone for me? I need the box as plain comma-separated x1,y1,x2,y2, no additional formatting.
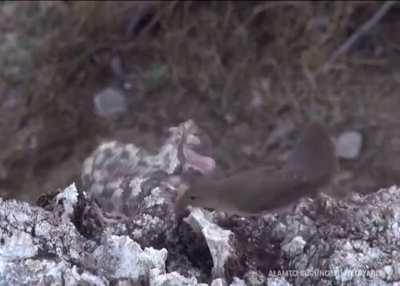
211,278,227,286
281,236,306,258
94,87,127,117
92,234,167,281
56,183,79,222
184,208,235,278
229,277,246,286
335,131,363,159
149,269,200,286
266,277,292,286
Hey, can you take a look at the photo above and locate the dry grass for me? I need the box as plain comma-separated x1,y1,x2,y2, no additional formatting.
32,1,385,103
0,1,393,200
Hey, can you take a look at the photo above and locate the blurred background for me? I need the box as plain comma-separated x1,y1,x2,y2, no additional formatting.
0,1,399,202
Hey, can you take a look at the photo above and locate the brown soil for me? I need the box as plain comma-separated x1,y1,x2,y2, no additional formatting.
0,1,400,203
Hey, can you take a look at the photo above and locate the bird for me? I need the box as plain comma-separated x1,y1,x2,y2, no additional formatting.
176,122,338,217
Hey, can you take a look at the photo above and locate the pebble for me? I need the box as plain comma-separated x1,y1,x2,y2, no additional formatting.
335,130,363,159
93,87,127,118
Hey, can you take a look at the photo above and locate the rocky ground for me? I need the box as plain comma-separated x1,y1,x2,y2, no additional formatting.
0,122,399,285
1,2,400,284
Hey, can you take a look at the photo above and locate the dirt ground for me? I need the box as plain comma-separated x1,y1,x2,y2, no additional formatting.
1,1,400,203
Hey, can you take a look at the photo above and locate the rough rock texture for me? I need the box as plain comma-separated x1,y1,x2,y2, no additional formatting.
1,120,400,285
81,120,213,248
0,184,167,285
183,208,237,279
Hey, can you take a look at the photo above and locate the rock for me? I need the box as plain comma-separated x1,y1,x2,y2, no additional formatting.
266,276,292,286
244,271,266,286
335,130,363,159
94,87,127,118
229,277,246,286
55,182,79,222
281,236,306,258
149,269,204,286
183,208,237,279
2,120,400,285
0,186,105,285
211,278,228,286
0,183,193,285
92,234,167,281
274,185,400,285
81,120,215,249
79,121,400,285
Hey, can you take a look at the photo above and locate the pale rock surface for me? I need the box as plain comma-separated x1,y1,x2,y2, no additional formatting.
335,130,363,159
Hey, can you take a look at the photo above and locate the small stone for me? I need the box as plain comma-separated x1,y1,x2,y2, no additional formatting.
380,265,394,280
266,277,292,286
184,208,236,278
335,130,363,159
94,87,127,118
241,145,254,156
281,236,306,258
123,82,133,90
270,222,287,241
244,271,266,286
211,278,227,286
149,269,199,286
224,113,235,124
229,277,246,286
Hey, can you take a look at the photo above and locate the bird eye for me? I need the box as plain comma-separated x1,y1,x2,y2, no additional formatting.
190,195,196,201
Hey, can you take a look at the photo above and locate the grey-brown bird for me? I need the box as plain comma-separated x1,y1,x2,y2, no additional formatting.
176,122,338,216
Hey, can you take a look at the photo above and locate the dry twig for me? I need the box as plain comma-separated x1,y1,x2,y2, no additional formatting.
319,0,396,74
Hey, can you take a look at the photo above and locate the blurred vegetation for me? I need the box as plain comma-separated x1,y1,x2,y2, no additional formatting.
36,1,385,119
0,1,395,200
